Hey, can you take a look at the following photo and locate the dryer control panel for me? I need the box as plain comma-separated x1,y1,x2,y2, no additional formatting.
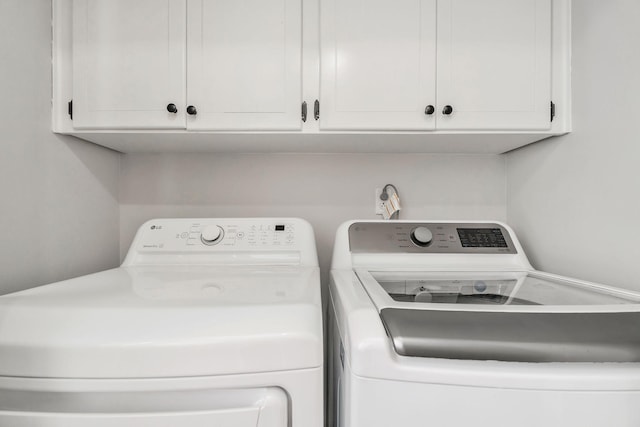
123,218,318,266
138,220,298,250
349,222,517,254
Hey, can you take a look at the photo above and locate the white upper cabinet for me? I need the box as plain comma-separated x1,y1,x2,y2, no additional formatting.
71,0,302,130
72,0,186,129
53,0,570,153
320,0,552,131
436,0,551,130
320,0,437,130
187,0,302,130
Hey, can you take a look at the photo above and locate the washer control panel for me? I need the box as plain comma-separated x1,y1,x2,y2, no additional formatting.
349,222,517,254
135,219,298,252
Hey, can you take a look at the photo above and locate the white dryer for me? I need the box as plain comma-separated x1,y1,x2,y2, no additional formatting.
0,218,322,427
329,220,640,427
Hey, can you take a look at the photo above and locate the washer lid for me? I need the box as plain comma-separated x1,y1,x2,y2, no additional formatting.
356,270,640,362
0,265,322,378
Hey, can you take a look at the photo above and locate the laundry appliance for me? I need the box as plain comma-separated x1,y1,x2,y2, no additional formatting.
0,218,322,427
329,220,640,427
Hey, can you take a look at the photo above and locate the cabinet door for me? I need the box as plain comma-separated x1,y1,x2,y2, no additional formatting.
320,0,437,130
436,0,552,130
186,0,302,131
72,0,186,129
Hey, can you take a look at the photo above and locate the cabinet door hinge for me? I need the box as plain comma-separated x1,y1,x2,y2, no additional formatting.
314,99,320,120
68,100,73,120
550,101,555,122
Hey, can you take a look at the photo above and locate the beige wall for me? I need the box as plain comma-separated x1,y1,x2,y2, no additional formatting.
119,153,507,280
507,1,640,290
0,0,121,294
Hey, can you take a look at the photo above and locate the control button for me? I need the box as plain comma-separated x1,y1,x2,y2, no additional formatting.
201,225,224,246
410,226,433,247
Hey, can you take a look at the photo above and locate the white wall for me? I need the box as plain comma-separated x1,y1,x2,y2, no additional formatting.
506,1,640,290
0,0,121,294
120,153,507,279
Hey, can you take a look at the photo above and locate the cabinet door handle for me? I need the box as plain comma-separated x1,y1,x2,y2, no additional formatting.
302,101,308,122
186,105,198,115
314,100,320,120
166,103,178,114
424,105,435,115
442,105,453,115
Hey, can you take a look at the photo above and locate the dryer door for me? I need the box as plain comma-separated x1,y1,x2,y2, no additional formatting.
0,387,287,427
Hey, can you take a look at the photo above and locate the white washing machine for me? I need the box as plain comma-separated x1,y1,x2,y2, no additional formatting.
0,218,322,427
329,220,640,427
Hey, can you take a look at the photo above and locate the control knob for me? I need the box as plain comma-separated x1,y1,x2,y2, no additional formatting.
410,226,433,247
201,225,224,246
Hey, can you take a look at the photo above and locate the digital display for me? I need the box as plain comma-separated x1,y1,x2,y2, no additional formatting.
275,225,285,231
457,228,508,248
